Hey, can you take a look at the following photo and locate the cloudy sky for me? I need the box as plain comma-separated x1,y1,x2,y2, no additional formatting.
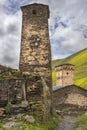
0,0,87,68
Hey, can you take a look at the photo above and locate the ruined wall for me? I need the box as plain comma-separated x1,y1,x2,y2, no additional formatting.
0,79,23,107
26,76,51,119
0,80,8,106
53,85,87,114
0,74,51,119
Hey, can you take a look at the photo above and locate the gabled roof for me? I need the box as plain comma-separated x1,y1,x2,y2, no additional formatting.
55,63,74,68
21,3,49,9
53,84,87,92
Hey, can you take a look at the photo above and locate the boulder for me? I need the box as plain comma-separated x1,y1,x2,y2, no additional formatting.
16,113,24,119
25,115,35,123
20,101,28,108
3,121,20,129
0,108,5,117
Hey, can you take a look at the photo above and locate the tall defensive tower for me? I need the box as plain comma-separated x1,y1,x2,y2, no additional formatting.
55,64,74,87
19,3,52,114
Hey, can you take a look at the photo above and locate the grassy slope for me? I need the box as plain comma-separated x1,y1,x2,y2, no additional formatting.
52,48,87,89
75,112,87,130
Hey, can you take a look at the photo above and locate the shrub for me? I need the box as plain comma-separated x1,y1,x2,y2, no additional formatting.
5,102,12,115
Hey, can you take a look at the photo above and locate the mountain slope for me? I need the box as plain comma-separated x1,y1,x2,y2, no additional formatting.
52,48,87,89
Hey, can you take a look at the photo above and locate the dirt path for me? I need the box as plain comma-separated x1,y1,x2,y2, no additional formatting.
55,116,76,130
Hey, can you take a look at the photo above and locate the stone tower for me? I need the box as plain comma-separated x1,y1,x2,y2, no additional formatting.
55,64,74,87
19,3,52,114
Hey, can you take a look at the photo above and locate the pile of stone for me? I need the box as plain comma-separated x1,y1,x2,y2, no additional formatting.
0,108,5,117
2,114,35,129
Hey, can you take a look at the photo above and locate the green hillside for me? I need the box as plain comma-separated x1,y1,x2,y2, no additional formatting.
52,48,87,89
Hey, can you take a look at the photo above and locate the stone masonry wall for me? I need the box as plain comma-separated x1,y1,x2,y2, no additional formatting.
19,4,52,115
55,64,74,87
20,4,51,73
0,79,23,106
53,85,87,114
0,74,51,119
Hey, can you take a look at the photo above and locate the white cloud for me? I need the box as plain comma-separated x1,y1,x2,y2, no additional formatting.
49,0,87,60
51,23,87,58
0,0,6,4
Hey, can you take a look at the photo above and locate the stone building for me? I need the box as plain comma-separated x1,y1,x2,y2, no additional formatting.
54,63,87,115
53,85,87,115
19,3,52,115
0,3,52,119
19,3,52,78
55,64,74,87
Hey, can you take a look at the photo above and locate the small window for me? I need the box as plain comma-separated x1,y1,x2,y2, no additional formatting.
65,93,67,96
67,72,69,75
32,10,36,15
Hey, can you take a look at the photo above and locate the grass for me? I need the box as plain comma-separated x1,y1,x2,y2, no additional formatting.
75,77,87,90
0,114,62,130
74,112,87,130
52,48,87,89
52,70,56,86
0,121,5,130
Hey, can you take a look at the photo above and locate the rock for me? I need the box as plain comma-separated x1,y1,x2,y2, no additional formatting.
16,113,24,119
3,121,20,129
20,101,28,108
0,108,5,117
25,115,35,123
7,116,16,121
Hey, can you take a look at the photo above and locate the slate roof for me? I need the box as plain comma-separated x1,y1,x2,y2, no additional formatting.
55,63,74,68
53,85,87,91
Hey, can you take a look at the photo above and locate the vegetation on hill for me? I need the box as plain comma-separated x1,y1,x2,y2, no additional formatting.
52,48,87,89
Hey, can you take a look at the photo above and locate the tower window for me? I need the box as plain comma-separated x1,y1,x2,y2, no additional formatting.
65,93,67,96
67,72,69,75
32,10,36,15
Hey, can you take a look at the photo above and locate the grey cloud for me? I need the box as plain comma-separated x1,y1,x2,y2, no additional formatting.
7,24,19,35
0,10,21,68
1,37,20,68
0,28,6,37
0,22,19,38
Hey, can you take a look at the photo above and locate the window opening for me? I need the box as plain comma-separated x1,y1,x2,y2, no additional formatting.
32,10,36,15
67,72,69,75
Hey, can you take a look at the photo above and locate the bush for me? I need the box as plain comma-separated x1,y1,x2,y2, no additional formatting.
5,102,12,115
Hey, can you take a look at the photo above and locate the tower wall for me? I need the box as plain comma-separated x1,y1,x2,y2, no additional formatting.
55,64,74,87
20,4,51,71
19,3,52,115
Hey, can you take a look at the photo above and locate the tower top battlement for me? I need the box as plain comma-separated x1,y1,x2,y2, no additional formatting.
55,63,74,71
21,3,49,18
